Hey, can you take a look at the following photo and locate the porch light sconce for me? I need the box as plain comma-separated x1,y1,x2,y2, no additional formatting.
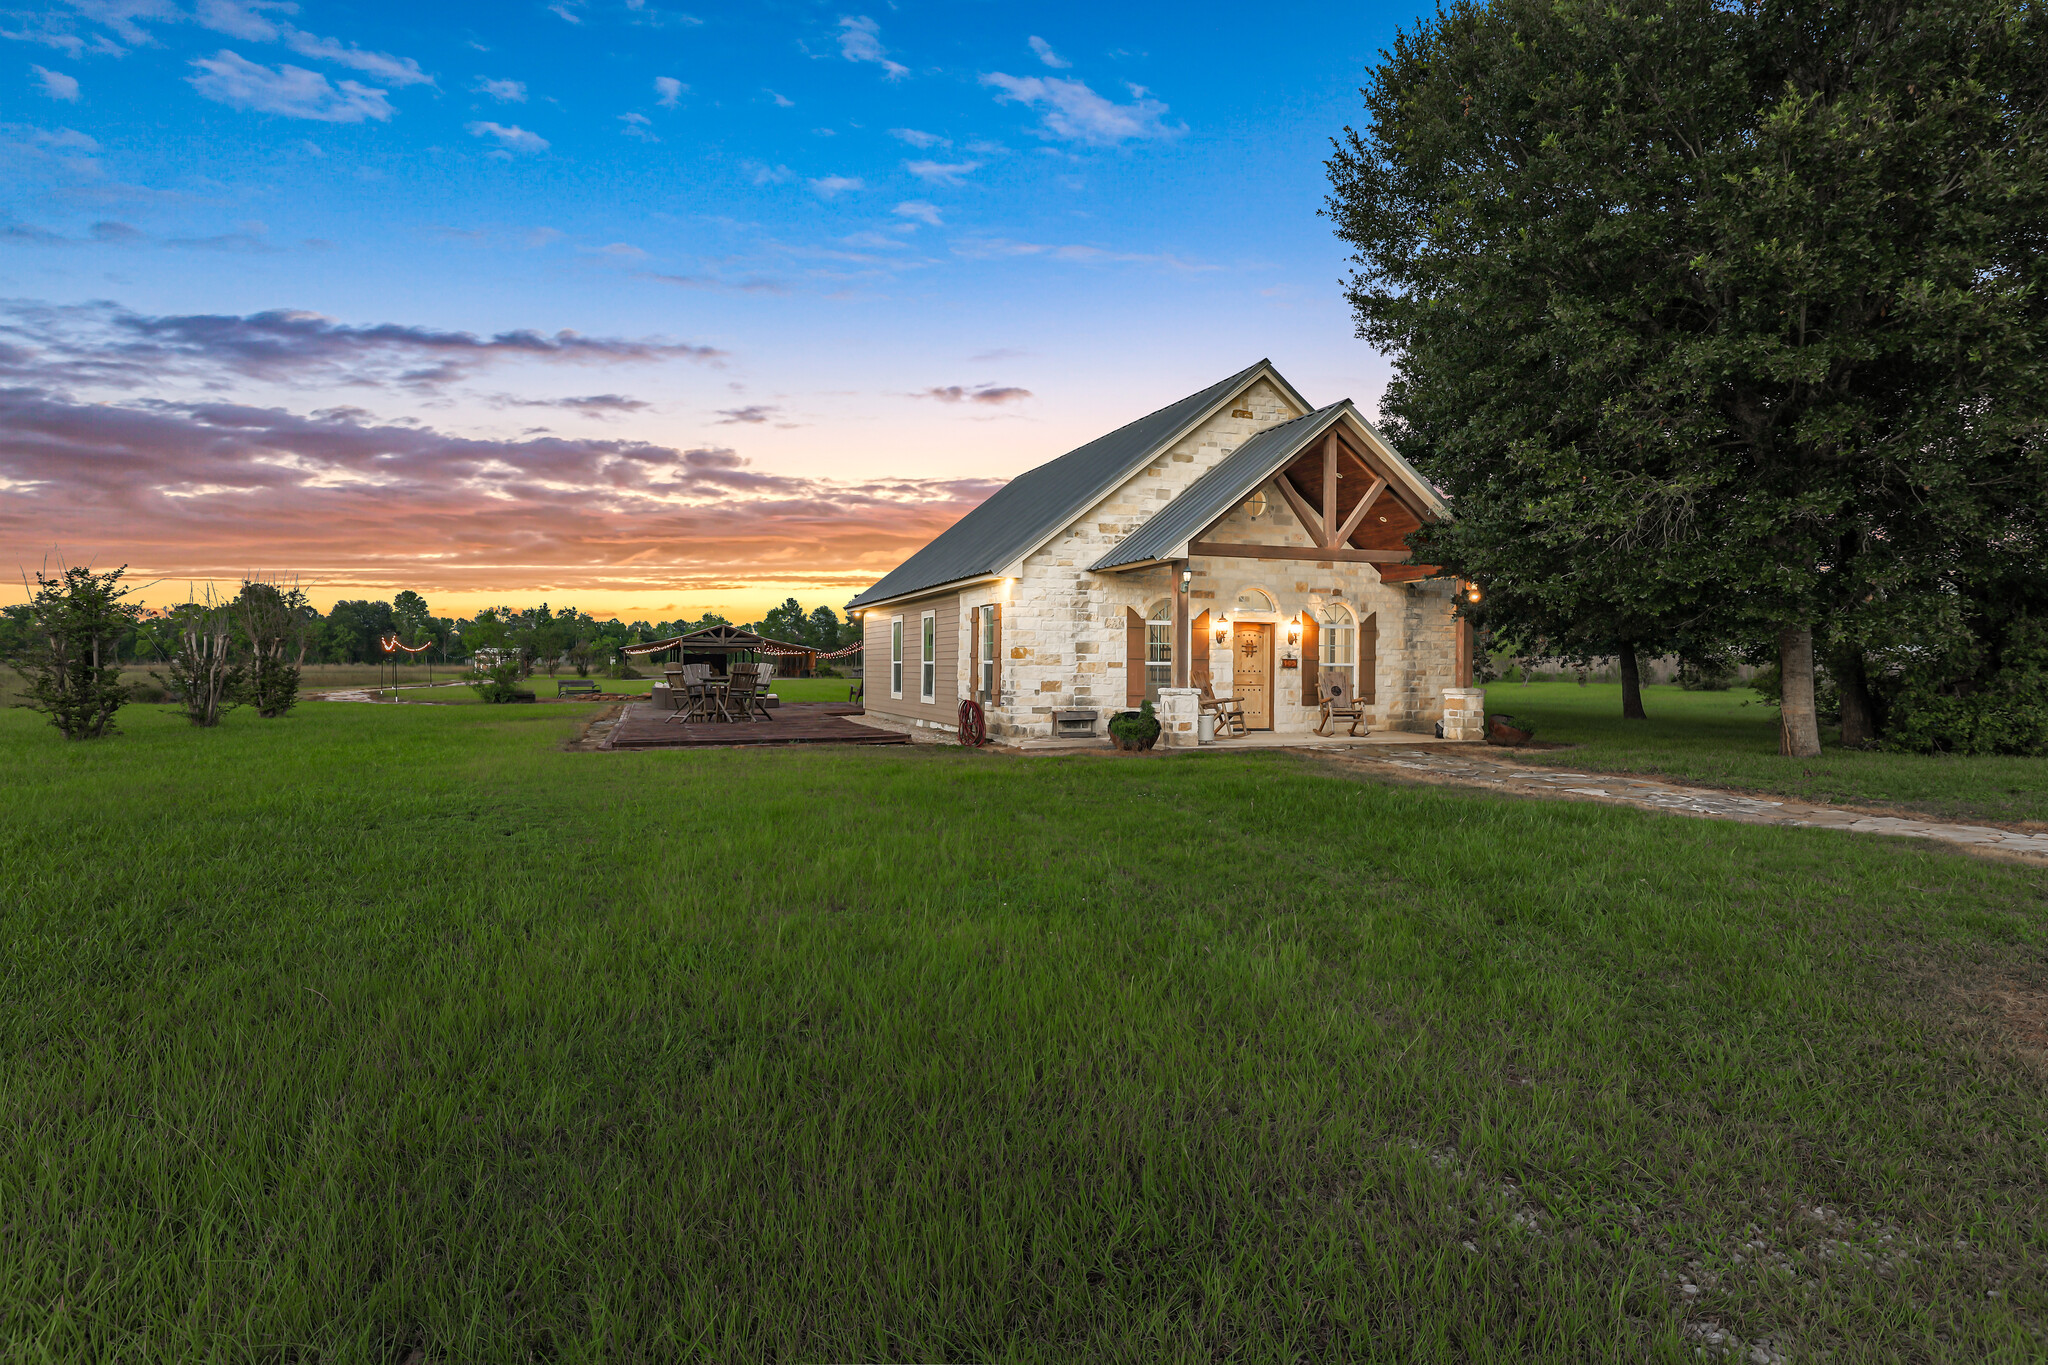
1180,568,1192,592
1286,621,1302,647
1213,615,1229,644
1467,586,1483,604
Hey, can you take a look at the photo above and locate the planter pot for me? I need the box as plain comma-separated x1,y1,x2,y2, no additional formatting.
1485,713,1532,746
1111,729,1160,752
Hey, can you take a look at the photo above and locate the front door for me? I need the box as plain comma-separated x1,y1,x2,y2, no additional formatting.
1233,624,1272,730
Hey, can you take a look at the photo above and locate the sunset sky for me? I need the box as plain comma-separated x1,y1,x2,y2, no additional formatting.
4,0,1415,623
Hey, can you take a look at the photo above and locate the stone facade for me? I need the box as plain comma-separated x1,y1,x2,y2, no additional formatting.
910,376,1467,743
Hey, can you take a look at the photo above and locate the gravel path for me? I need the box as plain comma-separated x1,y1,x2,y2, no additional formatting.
1316,745,2048,862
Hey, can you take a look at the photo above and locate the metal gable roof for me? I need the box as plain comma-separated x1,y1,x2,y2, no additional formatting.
846,359,1277,610
1089,401,1349,571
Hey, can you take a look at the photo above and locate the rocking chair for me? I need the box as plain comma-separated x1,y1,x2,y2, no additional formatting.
1314,676,1368,737
1197,679,1247,738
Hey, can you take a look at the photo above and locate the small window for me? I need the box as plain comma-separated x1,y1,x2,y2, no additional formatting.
979,605,996,702
1145,600,1173,701
1319,602,1356,689
920,610,936,703
1234,587,1276,614
890,616,903,698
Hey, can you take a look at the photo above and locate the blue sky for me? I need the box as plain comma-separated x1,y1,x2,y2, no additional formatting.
2,0,1422,620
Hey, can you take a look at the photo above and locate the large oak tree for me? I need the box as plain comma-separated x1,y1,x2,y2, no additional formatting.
1328,0,2048,754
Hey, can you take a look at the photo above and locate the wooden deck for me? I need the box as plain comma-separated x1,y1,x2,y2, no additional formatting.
603,701,909,750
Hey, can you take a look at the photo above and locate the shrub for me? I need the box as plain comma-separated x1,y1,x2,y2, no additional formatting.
9,564,139,739
1678,652,1739,691
1108,700,1162,748
469,659,529,704
1881,615,2048,756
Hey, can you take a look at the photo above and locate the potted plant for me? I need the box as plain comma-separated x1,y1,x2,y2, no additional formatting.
1485,713,1535,746
1109,699,1162,752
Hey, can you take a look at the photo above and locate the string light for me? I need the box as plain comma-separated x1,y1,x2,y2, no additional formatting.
379,634,432,655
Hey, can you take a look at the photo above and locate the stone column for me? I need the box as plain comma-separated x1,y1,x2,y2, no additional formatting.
1440,687,1486,741
1156,687,1201,747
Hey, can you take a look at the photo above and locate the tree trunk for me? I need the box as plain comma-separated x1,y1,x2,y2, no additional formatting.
1778,624,1822,757
1618,642,1646,719
1836,647,1879,747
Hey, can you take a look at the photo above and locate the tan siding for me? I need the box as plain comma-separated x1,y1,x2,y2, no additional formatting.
861,590,960,728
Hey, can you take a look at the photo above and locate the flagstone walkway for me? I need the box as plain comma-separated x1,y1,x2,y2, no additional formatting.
1314,745,2048,862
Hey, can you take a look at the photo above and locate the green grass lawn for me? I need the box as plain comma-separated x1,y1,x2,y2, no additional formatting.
1482,681,2048,827
4,701,2045,1361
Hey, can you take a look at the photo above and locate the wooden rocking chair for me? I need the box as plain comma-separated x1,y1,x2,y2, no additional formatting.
1197,679,1247,738
1314,676,1368,737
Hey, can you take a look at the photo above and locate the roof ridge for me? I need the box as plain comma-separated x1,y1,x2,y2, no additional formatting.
846,359,1282,609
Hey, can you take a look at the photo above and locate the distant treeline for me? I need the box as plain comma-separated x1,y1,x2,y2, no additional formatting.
1,591,861,667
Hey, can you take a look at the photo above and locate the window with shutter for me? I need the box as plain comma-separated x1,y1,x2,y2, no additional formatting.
1316,603,1355,703
1145,601,1172,702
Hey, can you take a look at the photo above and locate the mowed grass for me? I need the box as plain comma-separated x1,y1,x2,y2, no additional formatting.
3,702,2046,1362
1483,681,2048,826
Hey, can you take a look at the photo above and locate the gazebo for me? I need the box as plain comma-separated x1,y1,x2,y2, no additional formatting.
621,624,817,676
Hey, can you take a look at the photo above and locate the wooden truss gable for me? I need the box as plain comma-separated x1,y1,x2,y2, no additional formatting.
1188,420,1442,581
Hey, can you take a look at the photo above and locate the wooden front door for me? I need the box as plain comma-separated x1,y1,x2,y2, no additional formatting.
1233,624,1272,729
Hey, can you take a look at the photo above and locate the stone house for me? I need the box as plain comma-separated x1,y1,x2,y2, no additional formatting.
846,360,1481,745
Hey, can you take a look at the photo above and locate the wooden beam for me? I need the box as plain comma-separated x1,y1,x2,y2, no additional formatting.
1188,541,1412,564
1172,558,1190,689
1321,433,1339,548
1329,475,1387,550
1269,475,1324,545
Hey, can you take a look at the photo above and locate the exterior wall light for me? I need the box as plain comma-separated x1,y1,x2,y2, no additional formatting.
1467,587,1482,603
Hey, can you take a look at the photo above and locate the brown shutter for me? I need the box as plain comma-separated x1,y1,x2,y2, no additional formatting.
1191,611,1210,688
967,605,980,701
1126,607,1146,708
1359,613,1378,704
1300,613,1319,703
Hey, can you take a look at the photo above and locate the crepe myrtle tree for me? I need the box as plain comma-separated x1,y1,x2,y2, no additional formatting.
9,563,141,739
1328,0,2048,756
233,576,309,719
156,589,244,728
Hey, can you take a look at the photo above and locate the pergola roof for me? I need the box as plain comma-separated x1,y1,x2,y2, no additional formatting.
622,624,814,656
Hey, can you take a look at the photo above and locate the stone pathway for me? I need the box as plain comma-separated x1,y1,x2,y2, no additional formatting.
1315,746,2048,862
311,681,472,703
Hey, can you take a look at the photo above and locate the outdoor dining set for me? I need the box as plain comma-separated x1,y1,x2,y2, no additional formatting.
663,661,776,724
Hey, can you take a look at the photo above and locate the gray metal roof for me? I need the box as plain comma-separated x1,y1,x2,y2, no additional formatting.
847,359,1275,609
1090,401,1349,570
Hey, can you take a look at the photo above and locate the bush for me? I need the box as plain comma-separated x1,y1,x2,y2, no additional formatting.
1881,615,2048,756
1678,652,1739,691
469,659,529,704
1108,699,1162,749
10,564,139,739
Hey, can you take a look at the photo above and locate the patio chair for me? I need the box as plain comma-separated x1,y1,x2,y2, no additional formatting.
1197,680,1247,737
1313,676,1368,737
665,663,718,724
725,663,772,723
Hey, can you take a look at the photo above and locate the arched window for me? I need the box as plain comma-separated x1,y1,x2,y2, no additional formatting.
1233,587,1275,615
1318,602,1356,690
1145,600,1173,700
